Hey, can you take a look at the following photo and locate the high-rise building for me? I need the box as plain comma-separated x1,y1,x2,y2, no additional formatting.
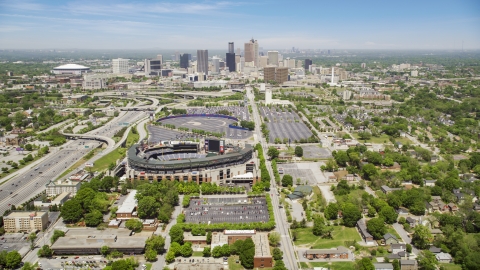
267,51,279,66
212,57,220,73
264,67,276,82
112,58,129,74
236,48,241,56
304,59,312,70
144,59,161,75
226,42,236,72
259,56,268,68
228,42,234,54
175,51,180,61
244,42,254,64
197,50,209,75
180,54,190,69
156,54,163,63
275,67,288,83
253,39,259,67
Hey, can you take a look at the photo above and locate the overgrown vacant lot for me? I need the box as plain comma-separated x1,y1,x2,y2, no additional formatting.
294,226,361,249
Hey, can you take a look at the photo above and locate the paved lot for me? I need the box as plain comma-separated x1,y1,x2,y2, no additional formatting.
302,145,332,159
185,197,269,224
0,233,29,253
318,185,336,204
39,256,109,270
157,117,252,140
259,106,313,143
280,162,327,186
148,126,185,143
187,106,250,121
290,201,304,221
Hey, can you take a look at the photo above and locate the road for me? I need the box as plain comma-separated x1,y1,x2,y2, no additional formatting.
392,223,419,256
247,87,298,270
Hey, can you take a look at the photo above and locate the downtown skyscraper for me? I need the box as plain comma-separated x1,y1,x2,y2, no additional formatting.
226,42,236,72
244,38,259,66
197,50,208,75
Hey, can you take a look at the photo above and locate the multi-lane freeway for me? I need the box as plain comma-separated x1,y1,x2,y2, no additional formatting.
0,110,146,216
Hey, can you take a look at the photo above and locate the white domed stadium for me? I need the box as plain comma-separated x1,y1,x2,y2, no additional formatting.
52,64,90,75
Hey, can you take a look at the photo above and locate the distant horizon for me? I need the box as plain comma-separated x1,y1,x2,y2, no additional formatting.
0,0,479,50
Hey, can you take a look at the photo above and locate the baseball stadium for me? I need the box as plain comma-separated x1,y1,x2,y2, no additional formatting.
125,113,261,186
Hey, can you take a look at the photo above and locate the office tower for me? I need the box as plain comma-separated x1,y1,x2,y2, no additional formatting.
175,51,180,61
156,54,163,63
180,54,190,69
265,86,272,105
244,42,254,64
267,51,279,66
236,48,241,56
197,50,208,75
264,67,276,82
226,42,236,72
304,59,312,70
253,39,259,67
212,57,220,73
361,63,366,69
144,59,161,75
259,56,268,68
226,53,236,72
112,58,129,74
275,67,288,83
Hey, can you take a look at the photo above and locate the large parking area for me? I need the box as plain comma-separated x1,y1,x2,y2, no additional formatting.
0,233,29,254
302,145,332,159
260,106,313,143
38,256,109,270
157,116,251,140
187,106,250,121
184,196,269,224
280,162,327,185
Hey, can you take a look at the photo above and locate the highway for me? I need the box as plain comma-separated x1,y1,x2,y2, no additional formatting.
0,110,145,216
247,87,298,270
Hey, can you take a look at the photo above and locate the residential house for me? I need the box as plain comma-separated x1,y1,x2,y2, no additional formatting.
473,203,480,213
397,208,409,215
304,246,351,260
447,203,458,212
406,217,417,228
384,233,399,245
428,246,442,254
423,180,436,187
374,263,394,270
400,259,418,270
356,219,374,244
392,244,406,254
381,185,402,194
427,196,449,213
435,252,453,263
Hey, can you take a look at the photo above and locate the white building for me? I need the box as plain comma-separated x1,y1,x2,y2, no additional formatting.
83,76,106,90
265,87,272,105
52,64,90,75
112,58,129,74
267,51,279,66
3,211,48,233
45,179,82,196
212,57,220,73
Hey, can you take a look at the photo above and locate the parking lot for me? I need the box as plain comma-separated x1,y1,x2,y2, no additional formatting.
0,233,29,254
187,106,250,121
38,256,109,270
185,197,269,224
158,116,252,140
301,144,332,159
280,162,327,185
260,106,313,143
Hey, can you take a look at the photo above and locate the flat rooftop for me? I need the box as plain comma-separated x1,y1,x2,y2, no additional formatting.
6,211,47,218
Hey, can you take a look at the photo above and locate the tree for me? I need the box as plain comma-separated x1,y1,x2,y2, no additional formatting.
379,205,398,224
342,203,362,227
269,232,281,247
61,199,83,223
334,151,349,166
220,244,230,256
28,232,37,249
137,196,159,218
294,146,303,157
125,219,143,232
412,225,432,249
324,203,339,220
21,262,35,270
75,187,96,210
281,174,293,187
145,248,157,261
169,225,184,244
361,163,378,180
206,231,212,244
273,260,288,270
417,250,438,270
180,243,193,257
267,147,280,160
212,246,222,258
51,230,65,244
358,131,372,141
37,245,53,257
356,257,374,270
203,247,211,257
5,250,22,269
85,209,103,227
165,250,175,263
406,244,412,253
146,235,165,253
367,218,386,240
101,246,110,256
239,238,255,269
272,247,283,260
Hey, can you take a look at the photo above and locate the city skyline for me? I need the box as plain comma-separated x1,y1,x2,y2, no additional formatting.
0,0,479,50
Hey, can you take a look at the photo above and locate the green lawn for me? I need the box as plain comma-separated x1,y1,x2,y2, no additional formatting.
145,263,152,270
126,128,140,147
309,261,355,270
439,263,462,270
91,148,126,172
192,251,203,257
352,133,411,145
335,188,367,205
386,227,401,240
294,226,361,249
228,256,244,270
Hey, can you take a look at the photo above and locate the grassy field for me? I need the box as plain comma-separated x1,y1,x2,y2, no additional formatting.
126,127,140,147
309,261,355,270
56,148,101,180
335,188,367,205
228,256,244,270
91,148,126,172
439,263,462,270
192,251,203,257
294,226,361,249
145,263,152,270
352,133,411,145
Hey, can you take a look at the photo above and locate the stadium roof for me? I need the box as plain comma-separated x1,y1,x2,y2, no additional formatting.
53,64,90,70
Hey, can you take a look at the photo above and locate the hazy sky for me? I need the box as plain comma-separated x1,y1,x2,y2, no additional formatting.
0,0,479,50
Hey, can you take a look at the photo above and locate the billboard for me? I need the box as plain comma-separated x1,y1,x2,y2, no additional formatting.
220,140,224,154
208,139,220,152
85,162,94,167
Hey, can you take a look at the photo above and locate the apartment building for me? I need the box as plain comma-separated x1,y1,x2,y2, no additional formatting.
3,211,48,233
